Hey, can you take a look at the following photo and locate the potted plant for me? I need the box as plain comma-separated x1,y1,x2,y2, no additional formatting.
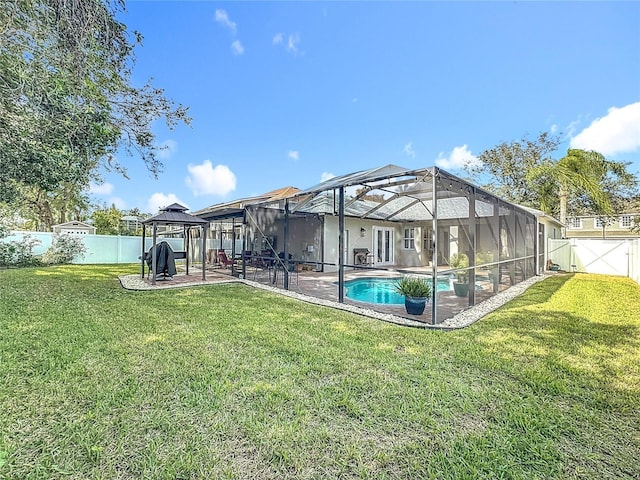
395,276,432,315
449,252,469,297
475,250,493,269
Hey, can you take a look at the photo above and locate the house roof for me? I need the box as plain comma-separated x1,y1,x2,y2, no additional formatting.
194,186,301,220
519,206,563,226
289,164,532,223
296,164,431,196
262,186,300,199
295,191,498,222
195,164,538,226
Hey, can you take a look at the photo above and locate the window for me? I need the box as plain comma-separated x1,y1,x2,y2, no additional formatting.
423,229,432,250
620,215,633,228
403,227,415,249
595,218,604,228
568,218,582,229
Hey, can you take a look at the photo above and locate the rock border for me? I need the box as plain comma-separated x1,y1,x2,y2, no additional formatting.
119,273,551,330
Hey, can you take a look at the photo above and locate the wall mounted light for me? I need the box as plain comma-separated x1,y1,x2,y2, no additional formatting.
360,227,366,237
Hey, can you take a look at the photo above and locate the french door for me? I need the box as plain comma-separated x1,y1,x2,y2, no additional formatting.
373,227,394,266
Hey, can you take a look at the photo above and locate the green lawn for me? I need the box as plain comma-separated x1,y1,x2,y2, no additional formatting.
0,265,638,479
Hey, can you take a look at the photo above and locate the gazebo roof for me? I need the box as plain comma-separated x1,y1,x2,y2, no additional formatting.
142,203,209,226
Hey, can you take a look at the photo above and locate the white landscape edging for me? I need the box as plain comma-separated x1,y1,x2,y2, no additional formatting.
119,273,551,330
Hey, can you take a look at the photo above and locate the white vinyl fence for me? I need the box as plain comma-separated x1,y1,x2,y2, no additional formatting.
548,238,640,284
4,231,245,264
4,231,184,264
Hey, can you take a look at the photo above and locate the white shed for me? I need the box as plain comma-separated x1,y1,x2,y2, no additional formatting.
52,221,96,235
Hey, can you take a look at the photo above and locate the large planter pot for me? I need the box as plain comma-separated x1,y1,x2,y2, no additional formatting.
404,296,428,315
453,282,469,298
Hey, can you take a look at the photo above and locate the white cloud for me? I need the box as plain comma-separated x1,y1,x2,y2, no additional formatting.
550,124,558,134
435,145,480,170
273,32,302,55
231,40,244,55
156,139,177,160
214,9,236,33
288,150,299,161
320,172,335,183
570,102,640,155
403,142,415,159
147,193,188,214
287,33,300,53
185,160,237,196
88,182,114,195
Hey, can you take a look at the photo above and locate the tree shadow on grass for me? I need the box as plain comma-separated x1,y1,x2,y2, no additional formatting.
502,274,573,310
461,274,640,401
470,308,640,403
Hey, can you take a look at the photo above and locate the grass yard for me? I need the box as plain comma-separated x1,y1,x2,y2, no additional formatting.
0,265,639,479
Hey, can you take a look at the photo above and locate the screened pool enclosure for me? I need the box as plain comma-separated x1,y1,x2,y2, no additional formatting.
196,165,539,324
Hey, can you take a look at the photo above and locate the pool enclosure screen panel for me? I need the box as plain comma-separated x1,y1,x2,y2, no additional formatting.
204,165,539,324
474,191,501,304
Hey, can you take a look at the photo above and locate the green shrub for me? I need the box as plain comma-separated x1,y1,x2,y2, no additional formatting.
449,253,469,282
42,234,87,265
0,223,42,268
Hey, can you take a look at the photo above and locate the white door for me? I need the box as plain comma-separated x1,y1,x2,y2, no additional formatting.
373,227,394,266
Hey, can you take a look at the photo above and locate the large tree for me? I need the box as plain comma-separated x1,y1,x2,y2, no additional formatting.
528,149,637,235
14,182,92,231
467,134,638,237
0,0,190,205
91,204,123,235
465,132,561,207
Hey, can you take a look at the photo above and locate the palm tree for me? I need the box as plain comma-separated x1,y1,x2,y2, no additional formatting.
529,149,612,237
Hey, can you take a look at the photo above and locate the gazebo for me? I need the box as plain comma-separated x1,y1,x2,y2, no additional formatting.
141,203,209,285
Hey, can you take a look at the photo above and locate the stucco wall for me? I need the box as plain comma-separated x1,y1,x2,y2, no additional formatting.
322,217,433,272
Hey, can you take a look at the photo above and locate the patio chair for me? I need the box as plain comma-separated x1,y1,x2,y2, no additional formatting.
217,250,235,268
241,250,253,265
247,250,273,281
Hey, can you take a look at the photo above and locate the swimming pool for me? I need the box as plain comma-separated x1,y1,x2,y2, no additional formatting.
344,276,452,305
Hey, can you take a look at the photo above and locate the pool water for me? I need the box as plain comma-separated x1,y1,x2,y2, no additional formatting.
344,277,452,305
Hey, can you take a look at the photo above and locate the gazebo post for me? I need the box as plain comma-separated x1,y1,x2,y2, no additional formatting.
184,225,189,275
219,223,223,255
201,224,207,280
151,222,158,285
231,217,237,276
141,224,146,278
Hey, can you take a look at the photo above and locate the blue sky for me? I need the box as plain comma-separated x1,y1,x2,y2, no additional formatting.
89,1,640,214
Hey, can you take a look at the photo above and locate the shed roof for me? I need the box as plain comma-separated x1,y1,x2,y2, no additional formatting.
52,220,95,229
